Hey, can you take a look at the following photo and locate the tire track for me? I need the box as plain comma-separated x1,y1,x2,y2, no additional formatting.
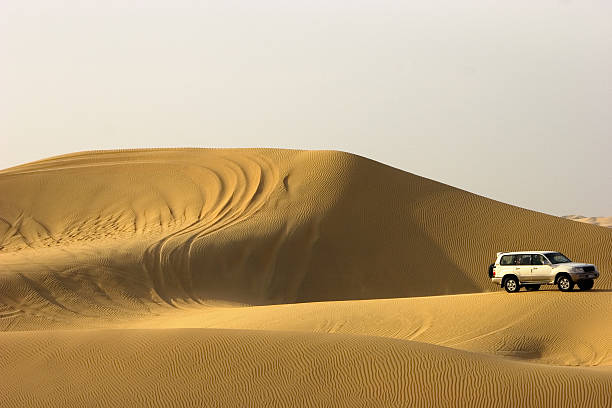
142,153,279,305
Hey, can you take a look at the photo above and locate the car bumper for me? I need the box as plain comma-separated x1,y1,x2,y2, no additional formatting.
569,271,599,281
491,277,503,285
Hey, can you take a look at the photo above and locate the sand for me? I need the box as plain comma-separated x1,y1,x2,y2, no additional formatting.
564,215,612,228
1,149,611,407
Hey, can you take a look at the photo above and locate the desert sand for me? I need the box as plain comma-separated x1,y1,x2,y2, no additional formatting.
1,149,611,407
564,215,612,228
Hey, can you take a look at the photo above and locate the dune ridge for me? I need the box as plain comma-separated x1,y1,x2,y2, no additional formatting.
1,148,611,406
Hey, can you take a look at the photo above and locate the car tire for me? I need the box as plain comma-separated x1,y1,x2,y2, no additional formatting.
557,275,574,292
577,279,594,291
488,263,495,278
504,277,520,293
525,284,540,291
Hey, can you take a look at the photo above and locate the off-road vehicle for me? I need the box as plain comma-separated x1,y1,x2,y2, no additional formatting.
488,251,599,293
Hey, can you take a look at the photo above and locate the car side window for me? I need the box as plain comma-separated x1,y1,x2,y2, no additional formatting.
500,255,515,265
517,254,531,265
531,254,545,265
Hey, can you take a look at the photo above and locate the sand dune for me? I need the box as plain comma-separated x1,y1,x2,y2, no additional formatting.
2,328,611,408
1,149,611,406
4,290,611,367
127,291,612,367
1,149,610,312
564,215,612,228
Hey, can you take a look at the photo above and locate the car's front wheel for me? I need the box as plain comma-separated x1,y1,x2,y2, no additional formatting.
504,277,520,293
557,275,574,292
577,279,594,291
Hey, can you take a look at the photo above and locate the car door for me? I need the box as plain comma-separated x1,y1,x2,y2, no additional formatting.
515,254,532,281
530,254,553,283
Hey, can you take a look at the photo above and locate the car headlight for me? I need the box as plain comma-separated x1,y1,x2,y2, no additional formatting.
571,266,583,273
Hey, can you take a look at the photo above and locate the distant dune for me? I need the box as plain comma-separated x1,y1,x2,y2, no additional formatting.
1,149,611,407
563,215,612,228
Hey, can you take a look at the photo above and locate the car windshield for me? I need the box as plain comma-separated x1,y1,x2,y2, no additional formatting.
545,252,572,264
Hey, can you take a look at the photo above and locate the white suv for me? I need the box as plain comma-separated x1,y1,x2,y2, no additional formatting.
489,251,599,293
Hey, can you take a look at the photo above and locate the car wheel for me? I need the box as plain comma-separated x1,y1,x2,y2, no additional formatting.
525,284,540,291
504,277,520,293
577,279,594,291
557,275,574,292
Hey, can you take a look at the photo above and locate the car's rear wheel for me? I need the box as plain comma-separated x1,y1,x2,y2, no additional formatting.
577,279,594,291
557,275,574,292
504,277,520,293
525,284,540,291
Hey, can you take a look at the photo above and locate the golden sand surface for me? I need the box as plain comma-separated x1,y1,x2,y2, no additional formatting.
564,215,612,228
1,149,611,407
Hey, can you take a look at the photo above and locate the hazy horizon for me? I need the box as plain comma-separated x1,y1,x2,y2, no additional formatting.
1,0,611,216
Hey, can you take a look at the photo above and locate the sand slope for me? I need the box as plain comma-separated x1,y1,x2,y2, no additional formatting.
2,328,611,408
126,291,612,367
1,149,611,406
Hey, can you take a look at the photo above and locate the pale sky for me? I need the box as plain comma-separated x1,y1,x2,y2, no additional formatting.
1,0,611,216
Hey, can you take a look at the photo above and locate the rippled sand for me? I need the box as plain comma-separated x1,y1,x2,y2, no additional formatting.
1,149,610,407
